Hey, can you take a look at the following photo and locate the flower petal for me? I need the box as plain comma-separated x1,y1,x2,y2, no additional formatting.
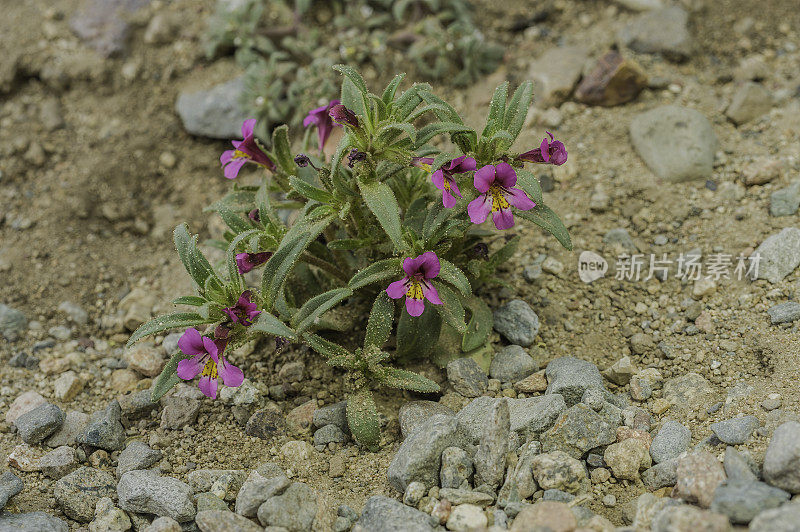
223,158,247,180
405,296,425,317
220,150,234,166
241,119,257,139
431,169,446,190
198,376,218,399
540,137,550,163
455,156,477,173
303,114,319,128
493,208,515,230
176,356,203,380
386,278,408,299
468,195,492,225
178,328,206,356
218,358,244,388
202,337,220,362
402,256,425,276
505,187,536,210
422,283,442,305
474,165,496,193
449,179,462,198
442,190,457,208
419,251,440,279
494,162,517,188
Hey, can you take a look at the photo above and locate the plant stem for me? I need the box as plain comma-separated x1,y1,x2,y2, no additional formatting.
301,252,350,284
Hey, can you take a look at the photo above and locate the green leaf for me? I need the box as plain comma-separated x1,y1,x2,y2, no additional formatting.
217,205,252,234
357,179,405,251
333,64,369,95
489,129,515,151
365,292,394,349
327,238,372,251
341,77,367,118
330,134,358,197
261,206,336,310
515,169,543,204
515,204,573,251
271,124,295,173
151,350,193,402
432,282,466,334
394,83,430,121
415,122,475,147
174,224,218,291
347,388,381,451
418,90,463,123
484,81,509,137
462,296,493,352
292,287,353,334
376,121,416,143
126,312,214,348
226,229,260,290
437,258,471,297
381,73,406,105
205,189,256,213
396,304,441,360
251,311,296,339
382,368,440,394
348,258,402,290
172,296,206,306
288,176,335,204
304,332,352,363
504,80,534,140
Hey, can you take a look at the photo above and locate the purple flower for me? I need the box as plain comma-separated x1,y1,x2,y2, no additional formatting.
223,290,261,327
386,252,443,317
347,148,367,168
176,328,243,399
235,252,272,274
303,100,340,153
517,131,568,166
467,162,536,230
248,209,260,222
432,156,477,208
329,104,359,128
220,119,276,179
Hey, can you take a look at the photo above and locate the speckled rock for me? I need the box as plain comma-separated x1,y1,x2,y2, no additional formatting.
117,469,196,522
0,471,24,510
651,504,730,532
530,451,589,495
493,300,540,347
14,403,65,444
490,345,538,382
750,504,800,532
446,357,488,397
54,467,117,522
604,438,651,481
710,479,789,524
235,469,290,518
673,451,727,508
0,511,69,532
440,447,474,489
175,76,250,139
650,420,691,464
710,416,759,445
541,403,617,458
398,401,454,439
545,356,605,406
117,440,162,478
77,400,126,451
354,495,434,532
617,6,693,61
256,482,317,532
753,228,800,284
196,510,263,532
763,421,800,493
40,446,78,479
510,501,577,532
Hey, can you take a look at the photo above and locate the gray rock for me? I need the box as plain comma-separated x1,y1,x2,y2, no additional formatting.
753,228,800,284
446,357,488,397
161,332,182,355
118,389,159,426
493,300,540,346
77,400,126,451
355,495,434,532
673,451,727,508
196,492,230,513
763,421,800,493
45,410,90,448
69,0,149,57
490,345,538,382
651,420,691,464
530,451,589,495
440,447,474,489
58,301,88,324
117,440,163,478
770,182,800,217
541,404,617,459
398,401,454,439
402,481,426,507
313,424,347,446
662,372,714,416
187,469,247,501
54,466,117,522
498,442,541,504
711,480,790,524
160,396,200,429
724,447,758,483
195,510,262,532
15,403,65,444
235,469,290,518
527,46,589,107
474,398,509,488
602,356,636,385
117,469,196,522
618,6,692,61
0,471,24,509
543,489,575,503
256,482,317,531
438,487,494,507
0,303,27,341
726,82,772,125
768,302,800,324
630,105,717,182
651,504,730,532
545,356,605,406
750,504,800,532
176,77,249,139
456,395,566,444
711,416,760,445
40,446,78,479
312,401,347,431
387,414,468,492
603,228,637,252
245,408,286,440
0,511,69,532
642,459,678,489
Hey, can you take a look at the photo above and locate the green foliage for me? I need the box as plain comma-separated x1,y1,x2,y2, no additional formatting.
133,66,571,449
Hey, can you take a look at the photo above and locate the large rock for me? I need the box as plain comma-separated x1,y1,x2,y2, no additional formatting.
651,504,730,532
493,300,540,347
116,440,163,478
235,468,290,517
0,511,69,532
69,0,150,57
710,480,789,524
541,404,617,459
618,6,693,61
575,50,648,107
527,46,589,107
256,482,317,532
630,105,717,182
750,504,800,532
354,495,434,532
473,398,509,488
510,501,577,532
0,471,24,510
387,414,468,492
446,357,488,397
763,421,800,493
752,228,800,284
456,395,566,444
175,77,250,139
662,372,714,415
545,356,604,406
650,420,691,464
77,400,126,451
604,438,651,481
710,416,759,445
673,451,726,508
398,401,454,439
117,469,196,522
54,467,117,522
726,82,772,125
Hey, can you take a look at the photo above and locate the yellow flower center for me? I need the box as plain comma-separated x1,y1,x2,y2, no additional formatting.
419,163,432,173
233,150,249,160
490,185,510,212
405,280,424,300
201,359,218,379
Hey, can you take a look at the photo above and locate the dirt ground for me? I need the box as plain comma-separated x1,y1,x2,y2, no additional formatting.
2,0,800,528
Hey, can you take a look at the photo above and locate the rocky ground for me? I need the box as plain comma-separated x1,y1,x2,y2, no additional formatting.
2,0,800,530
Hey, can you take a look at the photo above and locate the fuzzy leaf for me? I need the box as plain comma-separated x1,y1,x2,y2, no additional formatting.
226,229,260,291
394,83,431,121
348,258,403,290
205,189,256,213
174,224,218,291
127,312,214,348
418,90,463,123
432,282,466,334
357,180,405,251
333,64,369,95
381,73,406,105
396,304,442,360
382,368,440,393
304,333,352,363
484,81,509,137
365,292,394,349
376,121,416,143
437,258,471,297
514,169,543,204
216,205,252,234
288,176,335,204
251,311,296,339
151,350,193,402
462,296,493,352
415,122,475,147
271,124,295,173
504,80,534,140
515,204,573,251
327,238,372,251
292,288,353,334
172,296,206,306
347,388,381,451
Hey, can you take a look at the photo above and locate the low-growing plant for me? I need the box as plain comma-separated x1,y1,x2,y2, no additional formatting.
128,66,571,450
